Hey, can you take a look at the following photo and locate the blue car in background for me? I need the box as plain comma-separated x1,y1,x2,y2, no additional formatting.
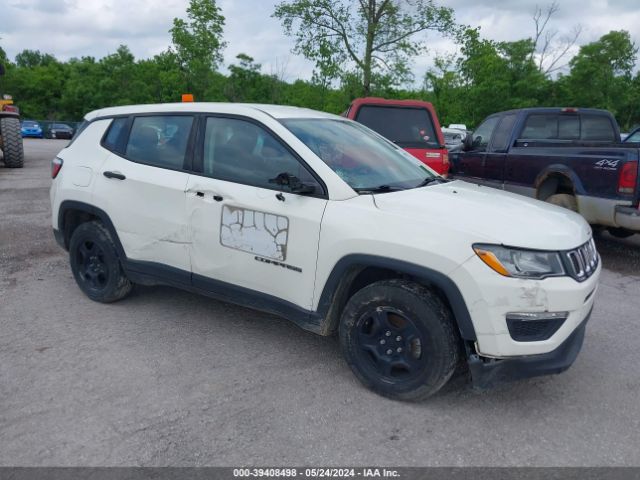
21,120,43,138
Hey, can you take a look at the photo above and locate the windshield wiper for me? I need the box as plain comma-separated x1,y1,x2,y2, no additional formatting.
353,184,404,194
415,176,449,188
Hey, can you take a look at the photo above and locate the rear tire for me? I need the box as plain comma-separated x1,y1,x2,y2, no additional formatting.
546,193,578,212
69,221,132,303
339,279,459,401
0,117,25,168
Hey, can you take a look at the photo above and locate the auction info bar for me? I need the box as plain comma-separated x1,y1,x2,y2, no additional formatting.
0,468,639,480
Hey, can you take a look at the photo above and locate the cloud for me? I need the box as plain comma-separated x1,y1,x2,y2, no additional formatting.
1,0,638,82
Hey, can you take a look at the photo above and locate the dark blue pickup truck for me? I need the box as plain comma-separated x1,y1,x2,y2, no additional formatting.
450,108,640,237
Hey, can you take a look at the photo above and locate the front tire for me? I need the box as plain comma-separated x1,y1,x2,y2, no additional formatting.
69,221,132,303
339,279,459,401
0,117,25,168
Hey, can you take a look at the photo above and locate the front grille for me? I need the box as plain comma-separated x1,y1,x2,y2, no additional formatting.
564,239,598,282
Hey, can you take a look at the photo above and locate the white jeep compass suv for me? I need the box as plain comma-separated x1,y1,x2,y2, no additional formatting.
50,103,600,400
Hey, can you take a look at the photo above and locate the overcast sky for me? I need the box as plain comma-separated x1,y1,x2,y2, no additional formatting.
1,0,639,83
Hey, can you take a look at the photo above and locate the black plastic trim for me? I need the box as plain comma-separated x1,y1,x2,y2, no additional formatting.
469,309,591,389
123,260,323,334
316,254,477,341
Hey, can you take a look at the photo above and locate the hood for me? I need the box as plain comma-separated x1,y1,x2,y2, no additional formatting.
373,180,591,251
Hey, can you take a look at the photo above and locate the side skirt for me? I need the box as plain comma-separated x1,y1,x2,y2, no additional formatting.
123,259,324,335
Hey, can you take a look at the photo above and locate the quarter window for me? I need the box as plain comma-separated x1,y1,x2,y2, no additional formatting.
103,118,128,152
203,117,319,191
125,116,194,169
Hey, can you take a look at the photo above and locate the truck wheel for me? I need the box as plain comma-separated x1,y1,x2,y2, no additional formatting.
546,193,578,212
69,221,132,303
0,117,25,168
339,279,459,401
608,227,635,239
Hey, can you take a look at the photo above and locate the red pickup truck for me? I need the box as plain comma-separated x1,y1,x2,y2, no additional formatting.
344,97,450,176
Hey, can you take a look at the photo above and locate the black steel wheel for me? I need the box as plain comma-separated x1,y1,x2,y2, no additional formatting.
340,279,459,401
69,221,132,303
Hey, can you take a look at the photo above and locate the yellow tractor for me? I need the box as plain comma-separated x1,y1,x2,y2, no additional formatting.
0,62,24,168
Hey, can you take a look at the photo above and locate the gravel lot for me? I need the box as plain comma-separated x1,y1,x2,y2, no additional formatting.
1,139,640,466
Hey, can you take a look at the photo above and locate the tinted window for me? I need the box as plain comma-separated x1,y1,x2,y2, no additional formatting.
103,118,128,151
471,116,500,152
203,117,319,191
520,113,614,141
282,119,433,190
581,115,614,141
521,114,559,139
490,114,517,152
355,105,439,148
126,116,193,169
558,116,579,139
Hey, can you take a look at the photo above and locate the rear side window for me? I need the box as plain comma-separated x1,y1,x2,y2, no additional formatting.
102,118,128,152
355,105,439,148
125,116,194,170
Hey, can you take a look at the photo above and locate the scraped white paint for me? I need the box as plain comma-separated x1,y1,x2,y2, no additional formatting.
220,205,289,260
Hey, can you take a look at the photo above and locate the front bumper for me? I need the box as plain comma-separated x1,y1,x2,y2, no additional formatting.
449,253,600,357
469,309,591,389
21,131,43,138
615,205,640,232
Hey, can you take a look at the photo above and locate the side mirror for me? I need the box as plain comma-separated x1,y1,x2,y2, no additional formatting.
463,133,474,151
269,172,316,195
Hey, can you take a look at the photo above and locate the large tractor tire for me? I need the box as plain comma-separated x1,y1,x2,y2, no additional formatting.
0,117,25,168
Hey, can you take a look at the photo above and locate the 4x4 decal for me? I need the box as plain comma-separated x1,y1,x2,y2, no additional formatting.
220,205,289,260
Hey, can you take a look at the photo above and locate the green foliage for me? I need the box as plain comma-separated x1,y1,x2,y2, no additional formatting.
561,30,638,129
170,0,227,98
273,0,456,95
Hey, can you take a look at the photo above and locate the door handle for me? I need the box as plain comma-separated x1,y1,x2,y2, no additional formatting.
213,195,223,202
103,171,126,180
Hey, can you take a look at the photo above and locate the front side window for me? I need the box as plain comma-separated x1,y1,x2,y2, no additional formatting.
355,105,439,148
281,118,433,191
203,117,320,191
471,116,500,152
125,115,193,169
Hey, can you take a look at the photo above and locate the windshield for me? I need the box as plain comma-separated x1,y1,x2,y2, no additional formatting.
354,105,440,148
281,118,435,191
23,121,38,127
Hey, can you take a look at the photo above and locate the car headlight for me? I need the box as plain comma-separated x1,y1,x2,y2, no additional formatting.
473,244,565,279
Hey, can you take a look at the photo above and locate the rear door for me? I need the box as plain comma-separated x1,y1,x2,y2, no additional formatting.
93,114,195,275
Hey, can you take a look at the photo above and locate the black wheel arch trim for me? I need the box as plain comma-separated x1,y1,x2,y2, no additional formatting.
316,254,477,341
57,200,127,258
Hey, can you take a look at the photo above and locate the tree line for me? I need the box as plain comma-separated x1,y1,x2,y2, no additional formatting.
0,0,638,130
